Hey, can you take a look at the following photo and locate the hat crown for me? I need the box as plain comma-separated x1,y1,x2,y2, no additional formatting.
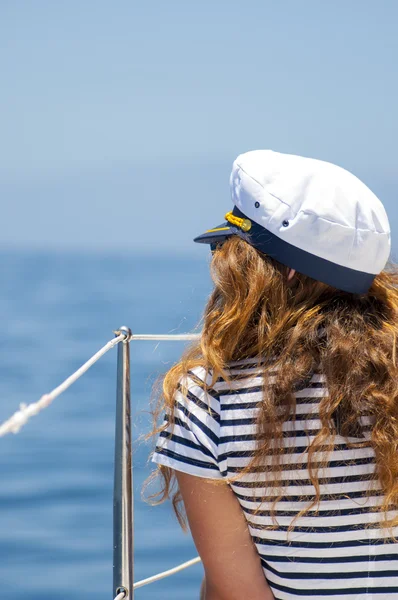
230,150,390,275
231,150,389,234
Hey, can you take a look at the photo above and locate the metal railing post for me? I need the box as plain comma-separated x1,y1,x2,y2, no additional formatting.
113,326,133,599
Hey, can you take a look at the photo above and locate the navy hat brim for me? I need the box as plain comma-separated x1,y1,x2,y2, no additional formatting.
193,207,375,294
193,222,242,245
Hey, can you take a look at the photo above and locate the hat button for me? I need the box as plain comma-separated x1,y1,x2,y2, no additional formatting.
241,219,252,232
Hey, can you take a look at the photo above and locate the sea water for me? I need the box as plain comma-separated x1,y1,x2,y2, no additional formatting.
0,249,212,599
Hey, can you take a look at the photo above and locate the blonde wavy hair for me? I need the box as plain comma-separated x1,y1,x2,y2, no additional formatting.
144,236,398,532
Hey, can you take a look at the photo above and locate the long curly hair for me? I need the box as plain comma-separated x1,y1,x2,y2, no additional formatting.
144,236,398,532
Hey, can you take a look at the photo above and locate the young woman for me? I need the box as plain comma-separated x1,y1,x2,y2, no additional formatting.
148,150,398,599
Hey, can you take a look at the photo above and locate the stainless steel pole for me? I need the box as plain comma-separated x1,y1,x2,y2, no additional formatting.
113,326,133,599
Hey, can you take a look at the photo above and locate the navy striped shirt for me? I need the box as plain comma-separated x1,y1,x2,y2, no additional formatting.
152,359,398,599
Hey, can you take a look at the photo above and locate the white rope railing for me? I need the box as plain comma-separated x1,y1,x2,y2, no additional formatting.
112,556,202,599
130,333,201,341
0,331,201,438
0,327,203,596
133,556,202,589
0,332,126,437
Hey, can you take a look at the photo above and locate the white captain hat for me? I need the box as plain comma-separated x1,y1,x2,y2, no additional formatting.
194,150,391,294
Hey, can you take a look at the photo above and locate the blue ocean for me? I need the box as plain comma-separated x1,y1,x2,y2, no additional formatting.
0,249,212,599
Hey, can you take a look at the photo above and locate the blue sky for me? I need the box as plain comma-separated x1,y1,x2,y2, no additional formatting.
1,1,397,254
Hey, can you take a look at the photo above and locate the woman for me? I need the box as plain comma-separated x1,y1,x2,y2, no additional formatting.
148,150,398,599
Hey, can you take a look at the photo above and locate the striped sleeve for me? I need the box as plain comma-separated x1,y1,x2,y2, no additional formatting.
151,367,222,479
